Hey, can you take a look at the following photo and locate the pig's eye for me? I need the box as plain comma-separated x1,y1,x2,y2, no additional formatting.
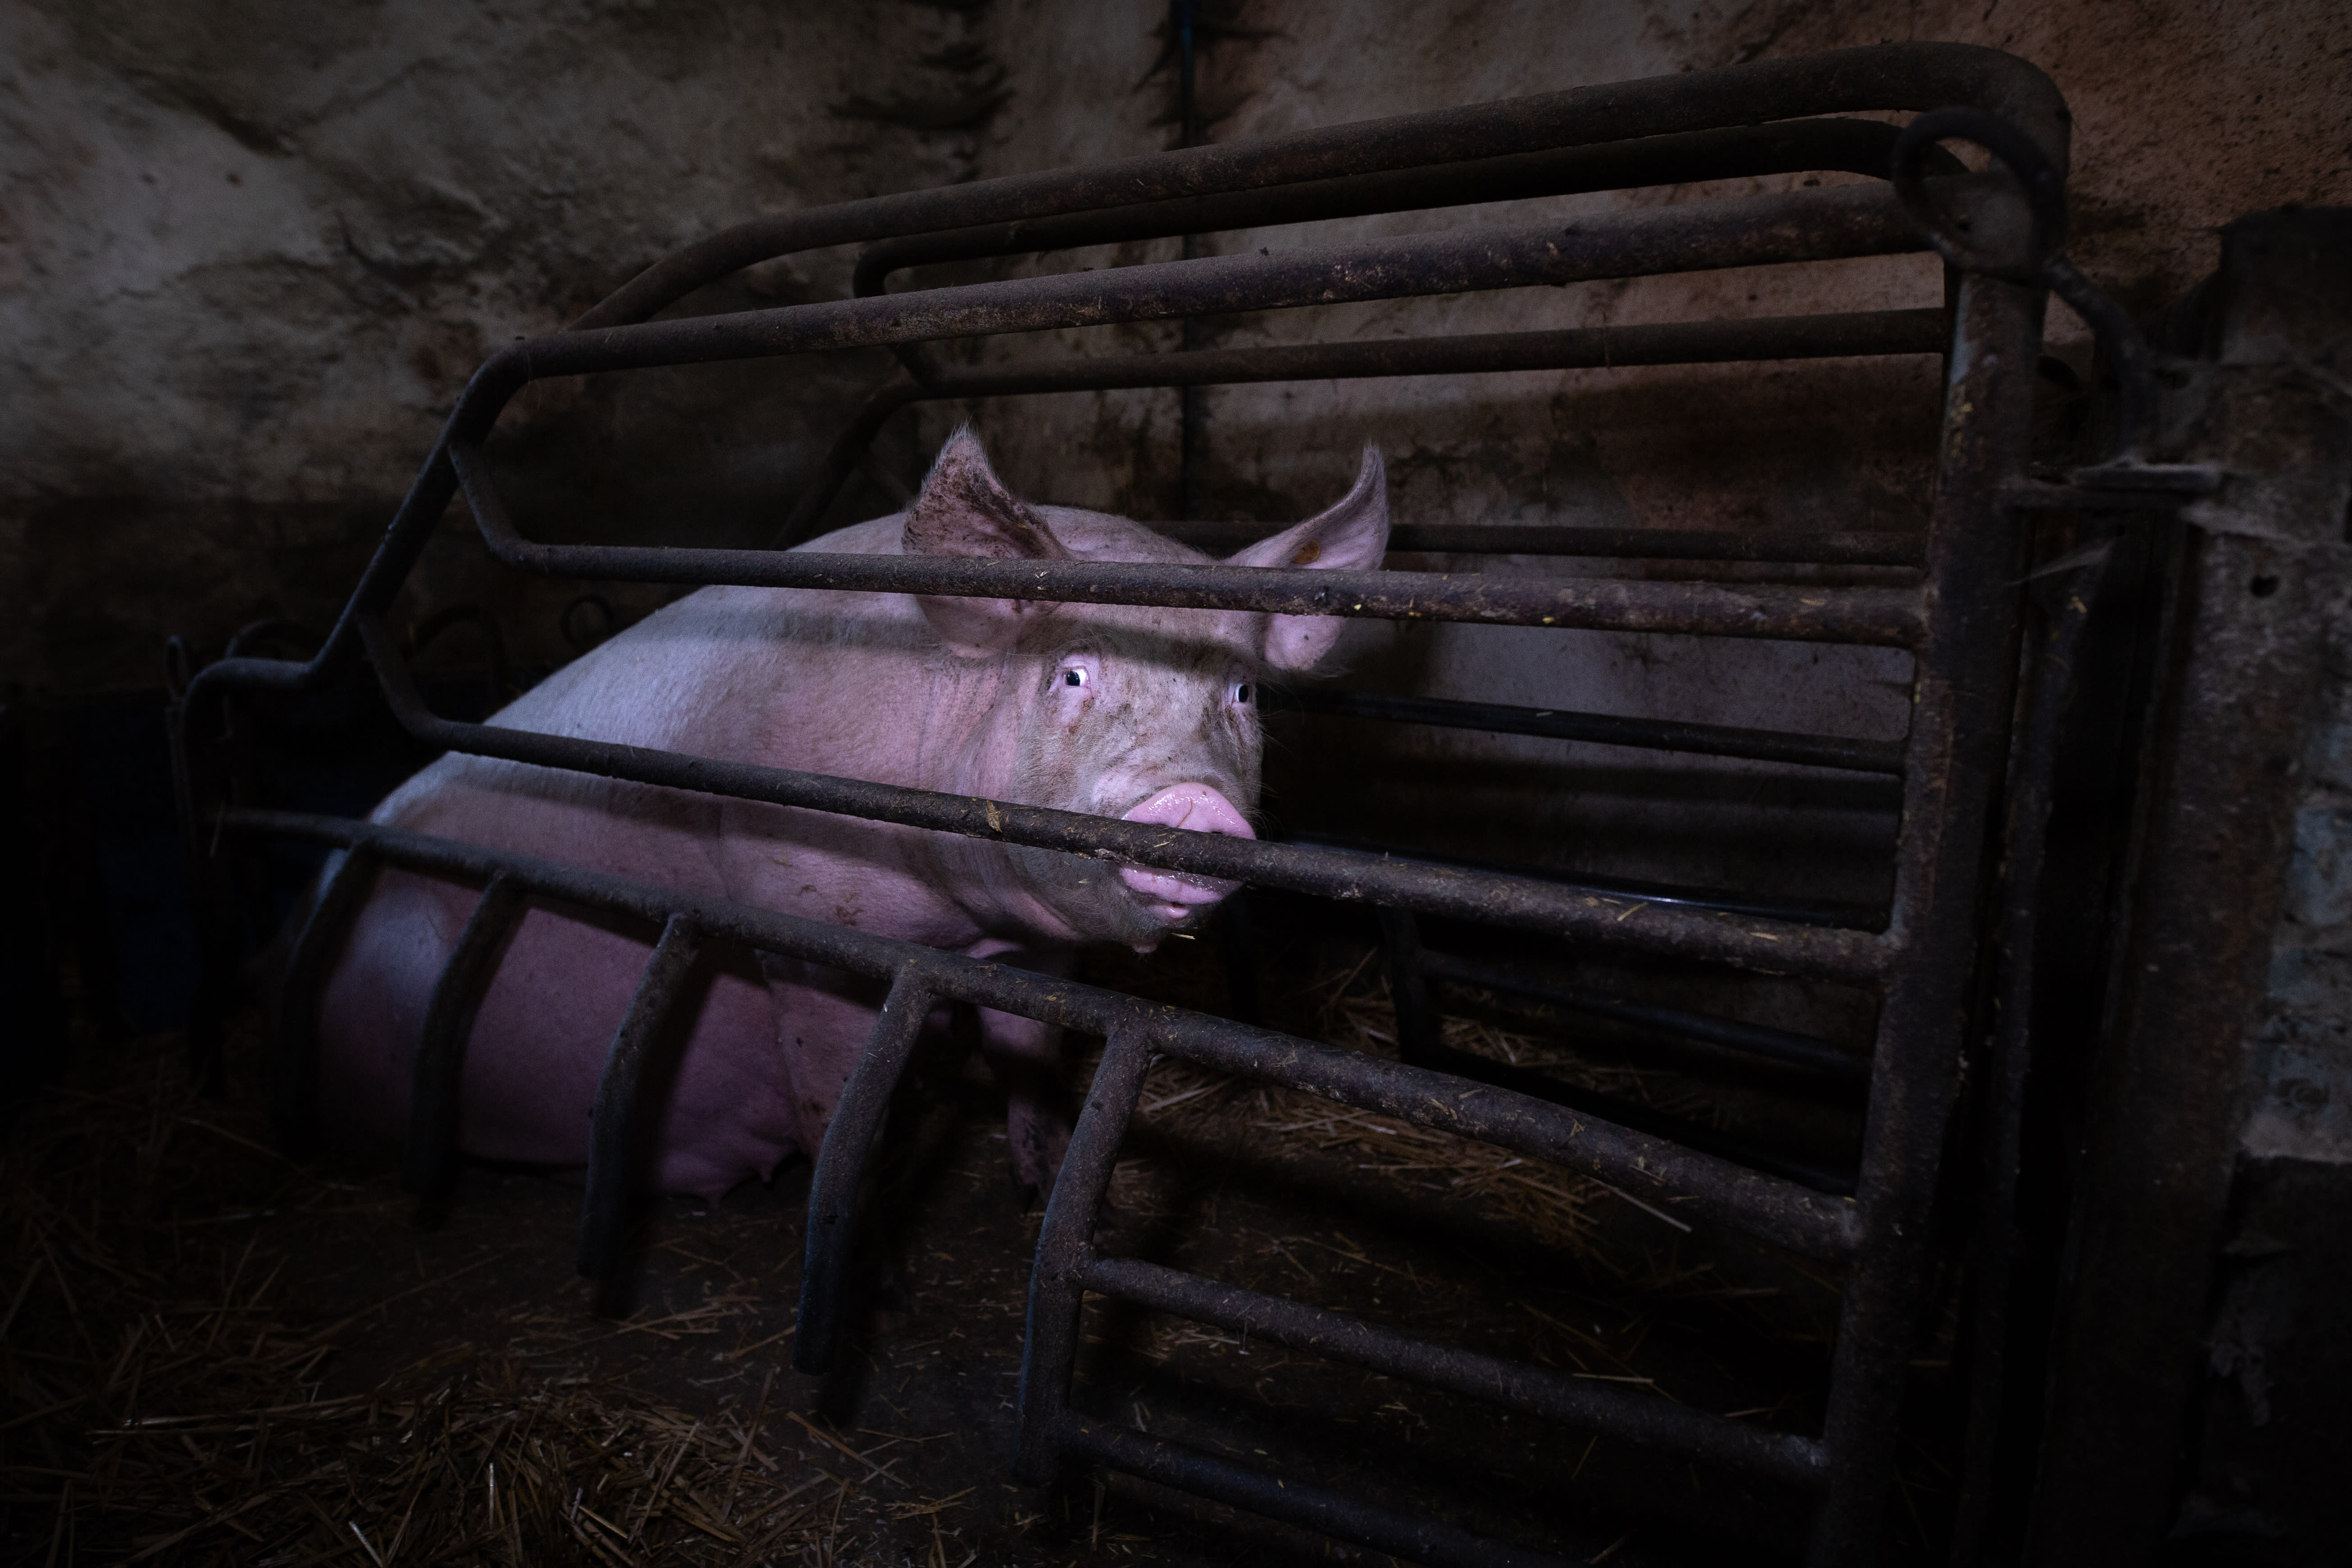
1059,666,1088,689
1231,681,1254,705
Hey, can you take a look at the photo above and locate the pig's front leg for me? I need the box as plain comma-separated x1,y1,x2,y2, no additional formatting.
966,942,1074,1202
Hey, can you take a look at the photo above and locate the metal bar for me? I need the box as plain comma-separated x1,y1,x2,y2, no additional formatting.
853,122,1955,295
354,616,1891,983
1278,828,1883,930
794,962,939,1375
576,913,704,1284
1057,1419,1582,1568
269,845,380,1156
1079,1253,1831,1487
226,807,1864,1260
401,873,529,1205
1807,270,2045,1566
776,310,1948,552
574,42,2064,327
1419,950,1870,1080
1377,908,1441,1065
1167,520,1928,566
497,181,1945,388
1264,686,1908,774
1949,547,2109,1561
1013,1026,1156,1482
452,436,1924,650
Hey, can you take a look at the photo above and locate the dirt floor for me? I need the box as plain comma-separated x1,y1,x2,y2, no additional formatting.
0,916,1960,1566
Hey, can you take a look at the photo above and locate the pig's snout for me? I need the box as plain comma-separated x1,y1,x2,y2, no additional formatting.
1117,784,1253,916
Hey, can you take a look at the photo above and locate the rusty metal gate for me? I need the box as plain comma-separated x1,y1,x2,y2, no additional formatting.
167,41,2224,1566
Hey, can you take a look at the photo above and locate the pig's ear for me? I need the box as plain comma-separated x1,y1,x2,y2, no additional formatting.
904,428,1068,656
1226,445,1389,671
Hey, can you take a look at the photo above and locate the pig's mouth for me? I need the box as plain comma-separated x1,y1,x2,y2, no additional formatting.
1114,782,1254,924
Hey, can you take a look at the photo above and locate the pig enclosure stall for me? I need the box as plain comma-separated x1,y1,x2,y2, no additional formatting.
6,18,2344,1568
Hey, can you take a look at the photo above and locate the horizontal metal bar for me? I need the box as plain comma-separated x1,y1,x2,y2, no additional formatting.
779,310,1949,552
1078,1253,1831,1486
355,617,1889,982
1055,1417,1582,1568
225,808,1864,1259
577,42,2064,327
1276,829,1884,930
855,122,1955,295
1419,949,1872,1080
1262,686,1907,774
886,307,1951,401
1168,521,1928,567
492,181,1945,392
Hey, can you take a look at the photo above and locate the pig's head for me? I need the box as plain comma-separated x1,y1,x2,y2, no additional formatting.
903,429,1388,951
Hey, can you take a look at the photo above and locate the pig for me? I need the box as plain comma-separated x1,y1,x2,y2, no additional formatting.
315,430,1390,1204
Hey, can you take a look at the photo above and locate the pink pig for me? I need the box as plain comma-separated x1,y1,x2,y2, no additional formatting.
316,431,1390,1202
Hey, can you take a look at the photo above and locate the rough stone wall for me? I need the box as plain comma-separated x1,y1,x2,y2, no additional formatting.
0,0,1003,690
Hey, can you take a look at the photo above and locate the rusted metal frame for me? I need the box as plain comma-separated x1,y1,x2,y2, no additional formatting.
1417,949,1870,1082
455,437,1923,647
268,844,381,1156
573,42,2065,329
848,118,1959,391
2025,210,2352,1564
1263,686,1907,775
1080,1254,1832,1486
1805,273,2046,1567
576,913,705,1285
794,960,941,1376
776,309,1951,548
226,807,1862,1260
351,615,1889,984
401,873,530,1208
1949,542,2111,1563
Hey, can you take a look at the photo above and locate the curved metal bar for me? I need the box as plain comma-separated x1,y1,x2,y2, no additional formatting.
577,913,705,1284
352,615,1892,982
226,807,1865,1261
794,961,940,1375
1012,1025,1156,1483
269,846,382,1156
401,873,529,1206
573,42,2063,328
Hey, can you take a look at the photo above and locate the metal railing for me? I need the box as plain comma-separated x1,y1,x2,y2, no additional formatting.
167,41,2209,1566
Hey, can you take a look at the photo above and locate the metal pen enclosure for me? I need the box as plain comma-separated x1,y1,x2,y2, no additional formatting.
167,41,2141,1566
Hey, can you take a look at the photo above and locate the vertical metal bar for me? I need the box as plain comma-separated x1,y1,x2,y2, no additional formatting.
1013,1026,1158,1481
1173,0,1204,520
270,847,381,1156
1377,907,1441,1066
793,961,938,1374
2025,210,2352,1562
402,874,529,1204
1220,891,1261,1026
1949,549,2107,1562
577,914,704,1283
1808,269,2045,1566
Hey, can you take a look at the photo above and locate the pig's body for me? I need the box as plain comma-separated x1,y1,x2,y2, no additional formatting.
317,434,1388,1203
